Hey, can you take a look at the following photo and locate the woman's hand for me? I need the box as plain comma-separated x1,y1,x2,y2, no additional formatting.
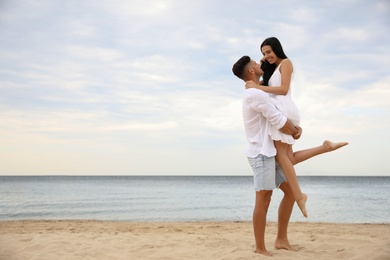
293,126,302,140
245,80,258,89
259,57,266,65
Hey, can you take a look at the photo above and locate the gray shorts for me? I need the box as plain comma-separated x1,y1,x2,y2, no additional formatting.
247,154,287,191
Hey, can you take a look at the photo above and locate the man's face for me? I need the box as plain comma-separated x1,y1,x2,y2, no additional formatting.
250,60,264,76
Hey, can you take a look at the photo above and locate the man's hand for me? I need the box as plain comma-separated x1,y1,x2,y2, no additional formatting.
293,126,302,140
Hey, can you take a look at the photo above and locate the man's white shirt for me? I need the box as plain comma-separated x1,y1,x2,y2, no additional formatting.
242,88,287,158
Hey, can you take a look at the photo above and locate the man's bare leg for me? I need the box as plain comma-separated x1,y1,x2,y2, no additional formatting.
253,190,273,256
288,140,349,165
274,181,295,250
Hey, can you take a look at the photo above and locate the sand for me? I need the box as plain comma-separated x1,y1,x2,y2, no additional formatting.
1,220,389,260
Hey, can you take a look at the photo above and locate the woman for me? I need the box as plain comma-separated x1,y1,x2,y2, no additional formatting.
246,37,348,218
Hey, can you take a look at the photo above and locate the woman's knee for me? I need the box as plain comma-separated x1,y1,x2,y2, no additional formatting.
279,182,294,198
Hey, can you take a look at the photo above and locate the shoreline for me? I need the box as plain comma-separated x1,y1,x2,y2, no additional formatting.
1,220,389,259
2,219,389,225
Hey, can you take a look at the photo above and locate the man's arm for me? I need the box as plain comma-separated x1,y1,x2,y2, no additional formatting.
248,89,302,139
280,121,302,140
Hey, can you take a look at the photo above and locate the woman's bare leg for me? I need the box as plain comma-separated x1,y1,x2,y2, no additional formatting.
275,141,308,218
274,181,295,250
287,140,349,165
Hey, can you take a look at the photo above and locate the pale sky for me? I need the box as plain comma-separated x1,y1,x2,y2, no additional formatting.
0,0,389,176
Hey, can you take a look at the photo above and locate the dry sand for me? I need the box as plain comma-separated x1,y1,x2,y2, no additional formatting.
1,220,389,260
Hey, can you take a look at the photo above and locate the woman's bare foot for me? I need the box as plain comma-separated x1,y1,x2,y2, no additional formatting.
323,140,349,152
274,238,292,251
255,249,272,256
297,193,308,218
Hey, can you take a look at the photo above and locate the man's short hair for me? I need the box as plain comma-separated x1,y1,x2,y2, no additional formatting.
232,55,251,80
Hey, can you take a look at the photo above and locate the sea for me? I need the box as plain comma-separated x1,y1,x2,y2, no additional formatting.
0,176,389,224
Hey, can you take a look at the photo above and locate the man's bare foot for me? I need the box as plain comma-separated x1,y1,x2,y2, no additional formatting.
255,249,272,256
274,238,292,251
323,140,349,152
297,193,308,218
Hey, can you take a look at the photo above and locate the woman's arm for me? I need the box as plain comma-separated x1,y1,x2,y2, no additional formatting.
245,59,293,95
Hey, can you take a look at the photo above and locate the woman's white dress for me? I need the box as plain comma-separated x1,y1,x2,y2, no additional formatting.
268,60,300,144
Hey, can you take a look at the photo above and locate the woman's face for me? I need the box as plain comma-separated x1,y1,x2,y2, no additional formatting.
261,45,277,64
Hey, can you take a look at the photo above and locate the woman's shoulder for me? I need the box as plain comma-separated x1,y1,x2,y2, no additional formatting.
280,58,293,71
281,58,292,66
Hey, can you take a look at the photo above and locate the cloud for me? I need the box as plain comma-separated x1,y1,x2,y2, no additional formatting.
0,0,389,176
323,27,371,43
290,6,320,24
65,45,123,62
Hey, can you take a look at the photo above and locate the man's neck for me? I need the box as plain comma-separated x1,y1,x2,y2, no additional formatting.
246,76,260,84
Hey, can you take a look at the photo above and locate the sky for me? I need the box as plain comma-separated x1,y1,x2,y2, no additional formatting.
0,0,389,176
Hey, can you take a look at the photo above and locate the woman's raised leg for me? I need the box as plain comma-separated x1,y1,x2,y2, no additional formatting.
287,140,349,165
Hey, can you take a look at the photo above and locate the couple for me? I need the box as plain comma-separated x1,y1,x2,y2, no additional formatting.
232,37,348,256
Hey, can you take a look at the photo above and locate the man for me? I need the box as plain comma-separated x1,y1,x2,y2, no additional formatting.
232,56,300,256
232,55,348,256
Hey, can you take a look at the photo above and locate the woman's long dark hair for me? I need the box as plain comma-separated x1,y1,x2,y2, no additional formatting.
260,37,288,86
260,61,275,86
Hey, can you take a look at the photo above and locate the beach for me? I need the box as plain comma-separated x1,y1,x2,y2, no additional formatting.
1,221,389,260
